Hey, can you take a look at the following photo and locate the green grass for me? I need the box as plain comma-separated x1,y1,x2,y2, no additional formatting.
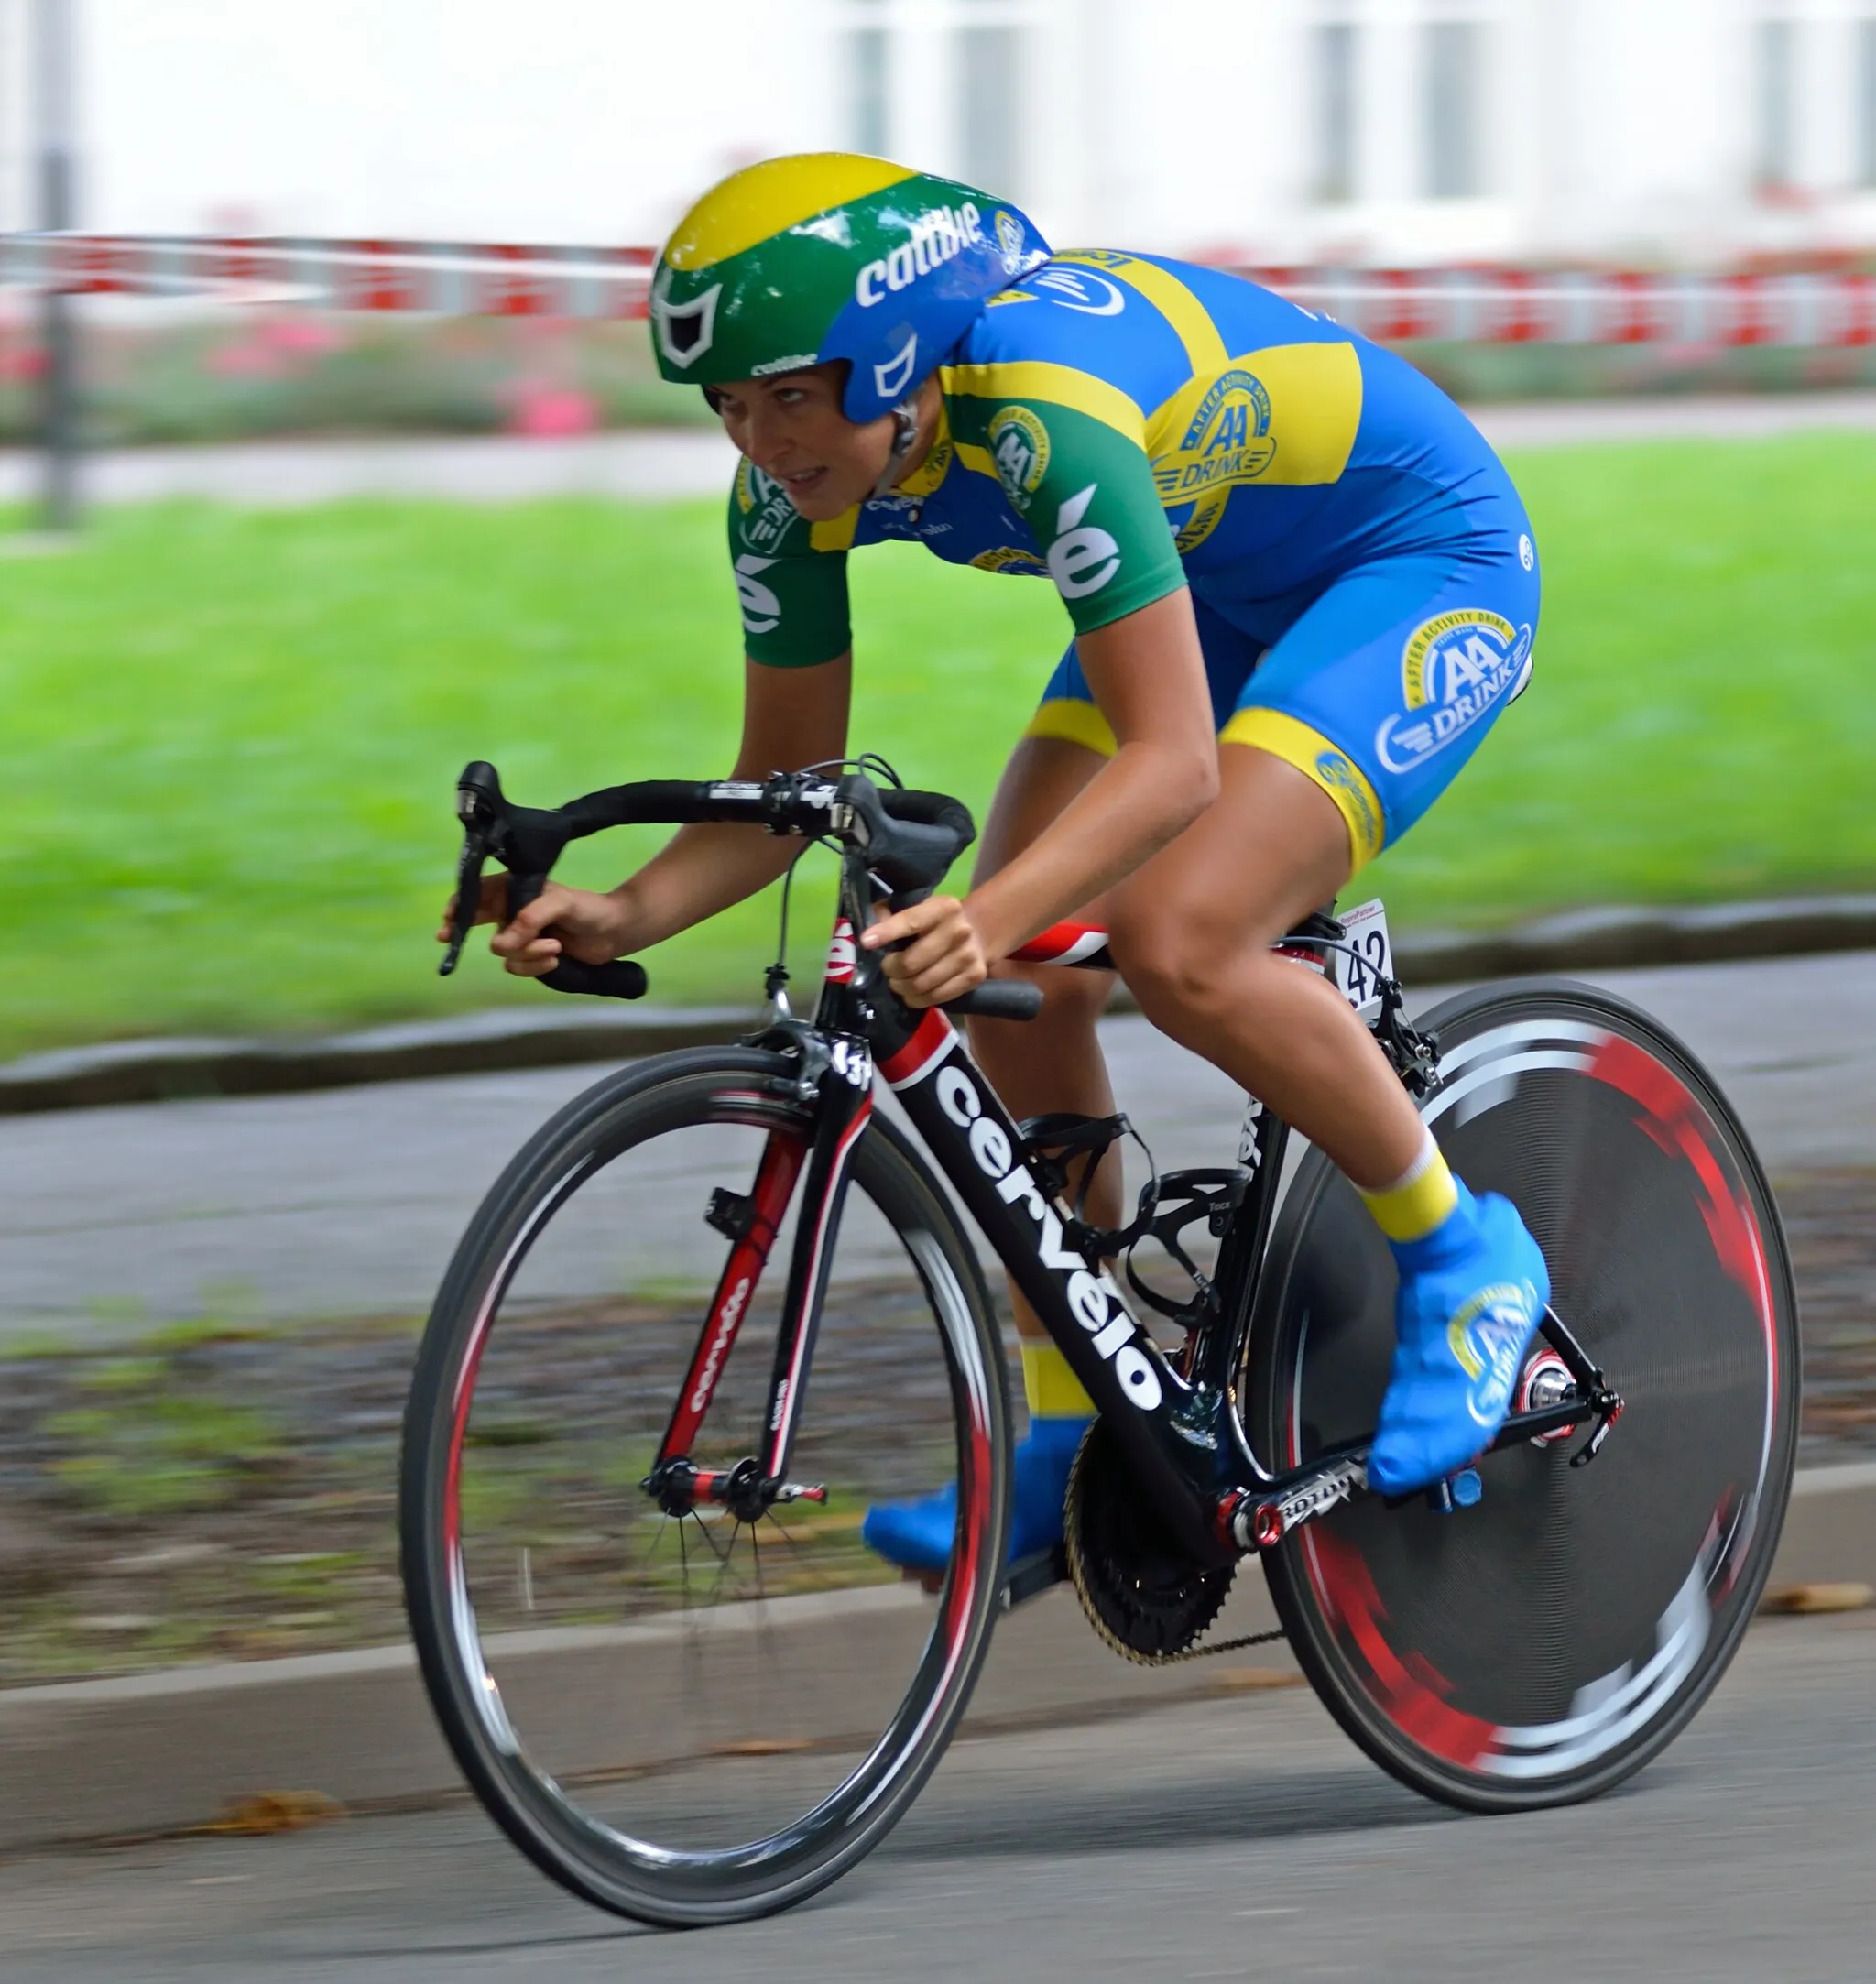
3,431,1874,1054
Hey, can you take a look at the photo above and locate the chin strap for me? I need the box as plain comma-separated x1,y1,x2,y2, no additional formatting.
869,398,922,500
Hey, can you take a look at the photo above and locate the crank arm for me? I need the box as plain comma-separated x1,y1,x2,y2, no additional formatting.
1220,1371,1625,1551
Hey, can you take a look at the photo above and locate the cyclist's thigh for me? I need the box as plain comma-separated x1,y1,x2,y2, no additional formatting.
1220,542,1540,873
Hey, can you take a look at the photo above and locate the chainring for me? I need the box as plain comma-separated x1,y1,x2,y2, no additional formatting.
1064,1419,1236,1664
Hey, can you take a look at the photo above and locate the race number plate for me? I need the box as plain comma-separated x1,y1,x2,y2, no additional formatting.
1335,898,1393,1014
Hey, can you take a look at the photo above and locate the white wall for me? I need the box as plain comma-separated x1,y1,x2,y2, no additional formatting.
40,0,842,243
2,0,1873,261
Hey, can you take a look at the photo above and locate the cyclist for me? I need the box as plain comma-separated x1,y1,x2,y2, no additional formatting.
460,153,1549,1571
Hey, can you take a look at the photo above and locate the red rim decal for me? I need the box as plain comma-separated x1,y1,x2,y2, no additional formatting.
1306,1528,1499,1770
1586,1034,1777,1412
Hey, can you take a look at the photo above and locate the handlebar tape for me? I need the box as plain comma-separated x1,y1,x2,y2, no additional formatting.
943,979,1044,1022
540,958,649,1000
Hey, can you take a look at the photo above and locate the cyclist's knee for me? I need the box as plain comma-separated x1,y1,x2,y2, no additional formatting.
1108,904,1250,1031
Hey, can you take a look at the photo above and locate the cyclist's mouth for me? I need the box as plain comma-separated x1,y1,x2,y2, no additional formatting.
779,466,830,496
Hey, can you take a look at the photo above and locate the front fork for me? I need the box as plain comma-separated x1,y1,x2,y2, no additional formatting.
645,1034,872,1523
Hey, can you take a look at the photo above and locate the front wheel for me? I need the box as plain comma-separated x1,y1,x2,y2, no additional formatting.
1249,980,1798,1813
399,1047,1011,1925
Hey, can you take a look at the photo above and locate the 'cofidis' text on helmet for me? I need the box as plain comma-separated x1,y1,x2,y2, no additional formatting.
649,153,1051,423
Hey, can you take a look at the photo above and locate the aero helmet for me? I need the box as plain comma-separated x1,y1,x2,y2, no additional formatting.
649,152,1051,424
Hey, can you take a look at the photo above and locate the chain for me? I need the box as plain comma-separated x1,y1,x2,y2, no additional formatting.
1064,1525,1290,1668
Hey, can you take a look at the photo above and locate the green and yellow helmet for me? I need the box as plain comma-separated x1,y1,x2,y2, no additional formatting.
649,152,1051,423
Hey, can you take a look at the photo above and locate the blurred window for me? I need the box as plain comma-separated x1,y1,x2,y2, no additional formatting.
958,19,1024,195
848,19,891,158
1425,22,1485,200
1314,22,1358,204
1859,17,1876,187
1756,18,1796,191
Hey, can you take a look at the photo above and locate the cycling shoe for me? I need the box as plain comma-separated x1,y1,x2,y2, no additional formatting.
1368,1180,1549,1498
862,1413,1089,1577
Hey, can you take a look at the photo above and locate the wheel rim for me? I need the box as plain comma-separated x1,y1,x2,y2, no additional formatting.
426,1075,999,1898
1276,998,1793,1793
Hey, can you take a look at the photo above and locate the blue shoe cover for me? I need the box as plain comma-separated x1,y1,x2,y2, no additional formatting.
862,1413,1089,1575
1367,1181,1550,1498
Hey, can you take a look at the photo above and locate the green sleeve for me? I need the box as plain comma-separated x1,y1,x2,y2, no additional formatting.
725,464,853,667
969,398,1186,635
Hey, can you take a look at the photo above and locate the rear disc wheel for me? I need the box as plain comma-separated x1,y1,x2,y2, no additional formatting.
1251,981,1798,1812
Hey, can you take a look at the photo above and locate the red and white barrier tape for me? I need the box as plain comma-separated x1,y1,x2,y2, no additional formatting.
0,235,655,318
4,234,1875,345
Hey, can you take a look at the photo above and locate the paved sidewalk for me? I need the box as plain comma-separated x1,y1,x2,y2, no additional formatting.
4,392,1874,514
1,950,1870,1342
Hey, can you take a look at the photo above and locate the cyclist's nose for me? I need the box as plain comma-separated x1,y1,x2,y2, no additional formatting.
738,404,794,475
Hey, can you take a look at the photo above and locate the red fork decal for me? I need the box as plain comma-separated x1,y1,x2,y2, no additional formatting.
660,1132,807,1459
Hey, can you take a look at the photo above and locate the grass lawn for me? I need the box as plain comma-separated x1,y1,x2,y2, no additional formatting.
3,431,1874,1054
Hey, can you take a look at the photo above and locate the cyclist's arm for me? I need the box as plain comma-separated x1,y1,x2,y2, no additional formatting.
480,472,855,978
865,392,1217,1003
969,584,1215,950
482,652,850,976
606,651,852,948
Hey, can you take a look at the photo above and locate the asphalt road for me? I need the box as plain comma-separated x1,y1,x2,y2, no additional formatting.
5,1608,1872,1982
3,949,1871,1341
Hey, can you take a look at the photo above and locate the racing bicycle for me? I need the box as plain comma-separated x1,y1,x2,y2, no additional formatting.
400,758,1797,1926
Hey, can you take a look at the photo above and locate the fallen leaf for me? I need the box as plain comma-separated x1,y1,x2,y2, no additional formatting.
1208,1667,1305,1694
202,1789,346,1836
1759,1581,1874,1616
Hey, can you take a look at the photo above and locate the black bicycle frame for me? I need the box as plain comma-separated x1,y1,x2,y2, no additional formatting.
458,763,1620,1560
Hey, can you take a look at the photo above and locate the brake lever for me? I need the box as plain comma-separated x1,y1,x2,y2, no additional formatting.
440,828,489,977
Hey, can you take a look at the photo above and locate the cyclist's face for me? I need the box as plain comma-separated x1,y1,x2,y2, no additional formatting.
710,365,896,520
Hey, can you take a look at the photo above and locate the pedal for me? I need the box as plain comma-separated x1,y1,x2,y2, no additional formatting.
999,1545,1067,1610
1426,1467,1482,1515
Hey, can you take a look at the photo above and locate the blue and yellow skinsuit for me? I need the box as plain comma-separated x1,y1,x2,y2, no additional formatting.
727,249,1537,871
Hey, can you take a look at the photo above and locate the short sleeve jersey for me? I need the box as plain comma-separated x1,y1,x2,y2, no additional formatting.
726,251,1514,665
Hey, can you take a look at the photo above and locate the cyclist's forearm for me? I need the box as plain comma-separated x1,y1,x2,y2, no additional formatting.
609,823,799,951
606,648,852,952
966,737,1210,956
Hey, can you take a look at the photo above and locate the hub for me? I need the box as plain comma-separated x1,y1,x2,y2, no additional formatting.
642,1455,827,1522
1517,1348,1578,1445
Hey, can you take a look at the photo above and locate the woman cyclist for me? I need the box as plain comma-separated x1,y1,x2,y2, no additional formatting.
457,152,1550,1577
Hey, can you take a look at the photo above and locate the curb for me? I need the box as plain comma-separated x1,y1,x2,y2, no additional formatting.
0,1003,759,1116
1393,894,1876,981
4,895,1875,1117
0,1466,1868,1854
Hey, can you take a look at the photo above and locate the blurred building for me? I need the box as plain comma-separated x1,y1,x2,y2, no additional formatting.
1,0,1873,264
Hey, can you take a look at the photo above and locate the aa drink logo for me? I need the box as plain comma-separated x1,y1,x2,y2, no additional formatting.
1376,610,1533,774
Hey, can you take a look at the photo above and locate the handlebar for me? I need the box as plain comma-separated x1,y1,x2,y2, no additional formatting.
440,759,988,1008
944,979,1046,1022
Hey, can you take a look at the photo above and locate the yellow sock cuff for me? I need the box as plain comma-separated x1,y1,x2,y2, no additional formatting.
1358,1135,1458,1242
1022,1340,1095,1419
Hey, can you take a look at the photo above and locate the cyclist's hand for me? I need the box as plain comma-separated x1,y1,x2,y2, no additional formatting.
436,871,511,945
439,879,633,979
863,895,989,1008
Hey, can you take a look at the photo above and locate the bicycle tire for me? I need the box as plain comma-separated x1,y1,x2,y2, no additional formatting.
399,1046,1011,1925
1249,979,1798,1813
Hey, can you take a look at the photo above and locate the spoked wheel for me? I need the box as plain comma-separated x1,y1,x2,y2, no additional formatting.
400,1048,1010,1925
1250,981,1798,1812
